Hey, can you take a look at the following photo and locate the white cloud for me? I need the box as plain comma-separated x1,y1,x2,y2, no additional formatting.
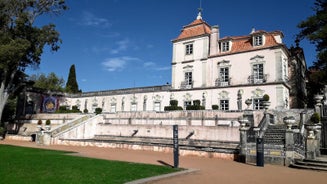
80,11,111,28
110,38,130,54
142,60,170,71
155,66,171,71
143,62,155,67
146,44,154,49
102,56,140,72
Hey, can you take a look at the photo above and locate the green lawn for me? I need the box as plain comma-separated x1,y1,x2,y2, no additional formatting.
0,145,179,184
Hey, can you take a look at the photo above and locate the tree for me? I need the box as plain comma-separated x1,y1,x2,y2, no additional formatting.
29,72,65,92
65,64,80,93
296,0,327,93
0,0,67,122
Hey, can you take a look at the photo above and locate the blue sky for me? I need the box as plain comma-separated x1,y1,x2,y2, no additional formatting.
28,0,317,92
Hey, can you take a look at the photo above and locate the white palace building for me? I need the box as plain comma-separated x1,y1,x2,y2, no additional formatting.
25,11,307,114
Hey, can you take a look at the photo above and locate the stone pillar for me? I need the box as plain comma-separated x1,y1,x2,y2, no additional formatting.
36,131,44,145
243,110,254,126
305,125,317,160
43,132,51,146
314,94,323,116
314,125,322,157
239,118,250,163
299,111,306,134
36,130,51,146
285,129,294,166
306,137,316,160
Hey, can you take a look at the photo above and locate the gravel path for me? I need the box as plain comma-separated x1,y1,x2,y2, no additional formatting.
1,140,326,184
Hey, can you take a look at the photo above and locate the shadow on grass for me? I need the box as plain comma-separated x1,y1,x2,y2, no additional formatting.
157,160,174,168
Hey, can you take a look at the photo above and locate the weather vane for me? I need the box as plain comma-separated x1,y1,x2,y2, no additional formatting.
198,0,203,12
197,0,203,19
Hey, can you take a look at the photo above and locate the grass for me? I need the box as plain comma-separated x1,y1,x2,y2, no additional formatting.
0,145,179,184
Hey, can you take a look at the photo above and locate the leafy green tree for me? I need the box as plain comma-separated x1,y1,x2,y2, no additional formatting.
0,0,67,122
296,0,327,94
65,64,80,93
29,72,65,92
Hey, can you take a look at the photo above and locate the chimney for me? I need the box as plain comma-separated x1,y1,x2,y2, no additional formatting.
250,27,255,34
210,25,219,56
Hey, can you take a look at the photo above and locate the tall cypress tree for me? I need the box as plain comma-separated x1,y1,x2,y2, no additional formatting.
66,64,79,93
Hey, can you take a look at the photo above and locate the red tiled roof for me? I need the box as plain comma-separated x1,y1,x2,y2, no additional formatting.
212,31,284,56
173,19,211,42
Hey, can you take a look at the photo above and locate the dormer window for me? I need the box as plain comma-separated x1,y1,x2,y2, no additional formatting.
185,43,193,55
221,41,230,52
254,35,263,46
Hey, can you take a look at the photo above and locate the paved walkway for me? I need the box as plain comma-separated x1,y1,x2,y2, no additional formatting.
1,139,326,184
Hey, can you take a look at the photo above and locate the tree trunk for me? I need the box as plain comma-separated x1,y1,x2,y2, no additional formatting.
0,82,10,122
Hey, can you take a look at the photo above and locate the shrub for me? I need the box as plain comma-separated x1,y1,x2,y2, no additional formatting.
310,112,320,124
262,94,270,101
83,109,88,113
37,120,42,125
212,105,219,110
45,119,51,125
170,100,178,106
186,104,205,110
193,100,201,106
71,105,81,113
164,106,183,111
95,107,102,115
56,105,81,113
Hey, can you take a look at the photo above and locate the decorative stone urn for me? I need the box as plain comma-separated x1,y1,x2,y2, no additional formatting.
305,124,321,139
262,94,270,110
283,116,296,130
37,125,42,131
45,125,51,131
314,94,324,105
245,99,252,109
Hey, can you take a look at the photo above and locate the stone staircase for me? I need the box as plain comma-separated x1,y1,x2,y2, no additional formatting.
290,157,327,171
263,124,286,145
50,115,93,137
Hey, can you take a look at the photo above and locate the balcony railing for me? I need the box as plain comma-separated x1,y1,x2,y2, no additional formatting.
180,81,193,89
215,78,230,87
248,74,267,84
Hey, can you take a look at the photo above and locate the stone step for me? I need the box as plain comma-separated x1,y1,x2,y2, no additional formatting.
303,158,327,165
295,160,327,168
290,158,327,171
290,163,327,171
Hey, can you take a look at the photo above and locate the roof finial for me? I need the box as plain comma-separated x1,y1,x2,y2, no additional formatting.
197,0,203,20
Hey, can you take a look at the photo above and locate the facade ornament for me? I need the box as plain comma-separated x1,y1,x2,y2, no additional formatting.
237,89,243,110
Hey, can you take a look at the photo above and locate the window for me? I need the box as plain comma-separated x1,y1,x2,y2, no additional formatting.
110,104,116,113
220,100,229,110
143,99,147,111
154,102,161,112
220,67,229,82
283,61,288,81
254,35,263,46
253,98,264,110
185,44,193,55
221,42,230,52
253,64,264,82
185,72,193,85
131,103,137,111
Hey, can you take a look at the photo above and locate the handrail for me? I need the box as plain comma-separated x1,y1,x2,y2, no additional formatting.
50,115,92,137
